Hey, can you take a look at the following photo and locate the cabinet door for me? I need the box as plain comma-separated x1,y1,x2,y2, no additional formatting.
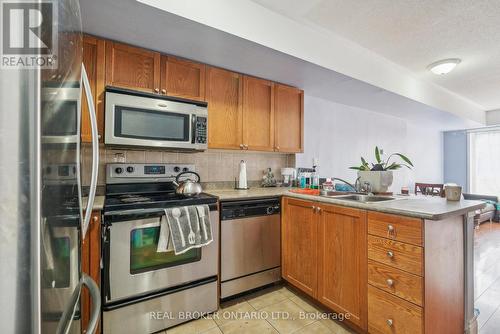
161,56,206,101
105,41,160,93
81,211,101,334
282,197,318,298
317,204,367,330
243,76,275,151
274,84,304,153
206,66,243,149
81,35,105,143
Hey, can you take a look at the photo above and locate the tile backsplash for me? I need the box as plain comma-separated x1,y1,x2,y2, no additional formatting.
81,144,295,186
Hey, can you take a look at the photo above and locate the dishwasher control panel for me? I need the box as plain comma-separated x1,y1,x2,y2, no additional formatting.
220,197,280,220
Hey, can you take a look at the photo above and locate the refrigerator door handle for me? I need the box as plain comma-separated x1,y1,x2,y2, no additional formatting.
81,274,101,334
81,64,99,237
56,281,81,334
55,274,101,334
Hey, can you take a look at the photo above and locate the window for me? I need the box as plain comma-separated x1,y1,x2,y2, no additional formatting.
469,130,500,196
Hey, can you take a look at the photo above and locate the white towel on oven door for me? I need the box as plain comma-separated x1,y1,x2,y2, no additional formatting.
156,213,174,252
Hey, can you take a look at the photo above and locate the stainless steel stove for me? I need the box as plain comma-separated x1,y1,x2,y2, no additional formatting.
102,163,219,334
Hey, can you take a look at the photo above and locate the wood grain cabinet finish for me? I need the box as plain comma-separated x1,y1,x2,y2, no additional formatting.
317,204,368,331
368,285,423,334
81,211,102,334
368,212,423,246
274,84,304,153
367,235,423,276
81,35,105,143
105,41,161,93
243,76,275,151
368,260,423,306
161,56,206,101
281,197,318,298
206,66,243,150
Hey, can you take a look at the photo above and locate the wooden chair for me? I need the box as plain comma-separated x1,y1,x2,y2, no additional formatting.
415,183,445,197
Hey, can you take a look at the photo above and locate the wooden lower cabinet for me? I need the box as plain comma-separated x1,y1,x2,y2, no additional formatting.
368,285,423,334
282,199,466,334
282,198,367,331
81,211,101,334
281,197,318,297
318,204,367,330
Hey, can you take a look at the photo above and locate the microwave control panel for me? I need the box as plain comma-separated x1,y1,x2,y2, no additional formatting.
195,116,207,144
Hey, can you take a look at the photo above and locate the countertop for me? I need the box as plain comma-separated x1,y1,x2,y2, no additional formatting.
82,195,105,211
206,188,485,220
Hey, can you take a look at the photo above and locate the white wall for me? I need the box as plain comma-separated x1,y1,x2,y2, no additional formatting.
296,95,443,193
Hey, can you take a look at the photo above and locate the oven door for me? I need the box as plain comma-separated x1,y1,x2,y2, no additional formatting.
105,90,207,150
103,208,219,304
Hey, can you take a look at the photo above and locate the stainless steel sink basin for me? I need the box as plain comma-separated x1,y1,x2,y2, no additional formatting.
320,190,357,196
334,194,396,203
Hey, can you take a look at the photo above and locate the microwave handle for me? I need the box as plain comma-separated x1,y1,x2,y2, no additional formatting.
81,64,99,238
191,114,197,144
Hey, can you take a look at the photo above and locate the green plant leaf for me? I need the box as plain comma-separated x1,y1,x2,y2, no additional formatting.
349,166,363,170
375,146,381,164
394,153,414,167
386,163,402,170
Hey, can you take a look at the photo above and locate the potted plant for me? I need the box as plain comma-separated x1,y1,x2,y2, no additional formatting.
349,147,413,193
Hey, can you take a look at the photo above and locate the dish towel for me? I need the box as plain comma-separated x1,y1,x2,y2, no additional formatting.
157,205,213,255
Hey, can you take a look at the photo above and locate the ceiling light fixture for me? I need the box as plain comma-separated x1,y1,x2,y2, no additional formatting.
427,58,461,75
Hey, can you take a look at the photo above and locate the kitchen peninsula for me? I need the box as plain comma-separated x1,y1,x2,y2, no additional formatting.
211,188,484,334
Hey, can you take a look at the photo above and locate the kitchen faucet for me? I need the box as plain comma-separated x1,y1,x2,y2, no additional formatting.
332,177,373,195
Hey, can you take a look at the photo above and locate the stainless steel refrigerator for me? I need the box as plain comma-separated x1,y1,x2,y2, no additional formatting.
0,0,100,333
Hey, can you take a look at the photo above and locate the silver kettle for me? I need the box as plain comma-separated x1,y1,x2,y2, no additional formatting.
173,171,203,197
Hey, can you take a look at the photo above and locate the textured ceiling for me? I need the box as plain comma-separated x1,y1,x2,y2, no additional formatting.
252,0,500,110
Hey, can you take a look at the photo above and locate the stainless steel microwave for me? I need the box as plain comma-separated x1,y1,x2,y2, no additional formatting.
105,87,208,151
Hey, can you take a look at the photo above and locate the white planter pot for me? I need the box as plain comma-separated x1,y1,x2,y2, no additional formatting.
357,171,394,193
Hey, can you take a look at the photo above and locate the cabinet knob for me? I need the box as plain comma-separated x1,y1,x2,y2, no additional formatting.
316,207,321,213
161,89,167,94
92,216,98,222
240,144,244,149
387,224,395,232
386,278,394,287
154,88,160,93
276,146,280,151
386,319,393,327
244,144,249,149
387,251,394,259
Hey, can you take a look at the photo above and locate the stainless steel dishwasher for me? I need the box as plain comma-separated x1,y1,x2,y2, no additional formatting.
220,197,281,299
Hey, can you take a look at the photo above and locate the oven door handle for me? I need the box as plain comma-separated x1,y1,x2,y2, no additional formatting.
81,64,99,238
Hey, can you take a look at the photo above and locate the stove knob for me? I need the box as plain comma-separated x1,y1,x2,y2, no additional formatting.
115,167,123,174
174,166,181,172
266,206,274,215
182,167,189,172
126,166,134,173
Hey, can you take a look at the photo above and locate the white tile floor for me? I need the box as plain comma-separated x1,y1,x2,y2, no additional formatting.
160,284,355,334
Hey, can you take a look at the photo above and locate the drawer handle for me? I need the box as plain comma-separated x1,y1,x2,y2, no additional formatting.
386,278,394,287
387,251,394,259
387,319,393,327
387,224,396,238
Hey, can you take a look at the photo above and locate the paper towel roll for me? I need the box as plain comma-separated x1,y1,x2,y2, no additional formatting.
238,160,248,189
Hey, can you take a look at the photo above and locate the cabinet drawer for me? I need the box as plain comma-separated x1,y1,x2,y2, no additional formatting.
368,212,423,246
368,235,423,276
368,260,423,306
368,285,423,334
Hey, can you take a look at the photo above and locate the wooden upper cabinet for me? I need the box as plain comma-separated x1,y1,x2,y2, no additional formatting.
206,66,243,150
243,76,275,151
317,204,368,331
281,197,318,298
81,35,105,143
274,84,304,153
161,56,206,101
105,41,160,93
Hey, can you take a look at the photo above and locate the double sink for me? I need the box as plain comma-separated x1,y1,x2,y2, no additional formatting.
320,191,398,203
